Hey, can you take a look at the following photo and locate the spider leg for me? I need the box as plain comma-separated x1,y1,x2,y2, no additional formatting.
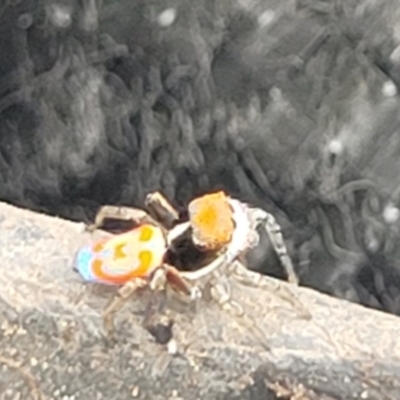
164,265,193,297
167,221,191,244
145,191,180,230
179,252,229,281
209,276,243,316
143,268,176,344
87,206,158,232
148,267,169,292
102,278,148,337
143,293,174,345
230,262,311,320
262,211,299,285
209,274,269,350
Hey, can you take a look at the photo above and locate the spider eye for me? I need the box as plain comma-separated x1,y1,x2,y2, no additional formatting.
188,191,234,251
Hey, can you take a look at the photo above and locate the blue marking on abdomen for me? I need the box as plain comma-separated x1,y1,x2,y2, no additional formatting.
73,246,98,282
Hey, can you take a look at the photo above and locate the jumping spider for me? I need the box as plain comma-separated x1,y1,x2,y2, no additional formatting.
74,190,304,339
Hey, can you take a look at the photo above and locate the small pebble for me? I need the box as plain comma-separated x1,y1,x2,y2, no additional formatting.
131,386,140,397
158,8,177,27
328,138,343,155
383,203,400,223
47,4,72,28
360,390,369,399
382,80,397,97
167,339,178,355
30,357,38,367
258,10,275,28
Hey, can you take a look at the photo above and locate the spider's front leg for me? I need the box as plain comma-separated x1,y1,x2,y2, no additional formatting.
257,209,299,285
145,191,181,230
87,205,158,232
102,278,148,338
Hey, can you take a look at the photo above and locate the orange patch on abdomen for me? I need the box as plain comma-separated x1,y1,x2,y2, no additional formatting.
93,241,106,253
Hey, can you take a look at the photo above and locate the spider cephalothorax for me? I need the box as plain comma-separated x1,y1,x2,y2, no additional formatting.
184,191,297,284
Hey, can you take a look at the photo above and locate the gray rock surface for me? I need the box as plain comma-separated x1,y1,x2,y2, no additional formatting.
1,202,400,399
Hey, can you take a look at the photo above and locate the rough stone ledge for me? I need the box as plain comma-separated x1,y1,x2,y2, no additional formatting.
0,201,399,400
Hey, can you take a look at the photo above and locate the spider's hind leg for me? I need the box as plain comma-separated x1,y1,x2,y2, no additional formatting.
87,206,158,232
209,275,243,316
102,278,148,338
208,273,269,350
230,262,311,320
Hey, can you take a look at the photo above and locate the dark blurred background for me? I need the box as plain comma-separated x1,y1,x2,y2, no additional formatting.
2,0,400,315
